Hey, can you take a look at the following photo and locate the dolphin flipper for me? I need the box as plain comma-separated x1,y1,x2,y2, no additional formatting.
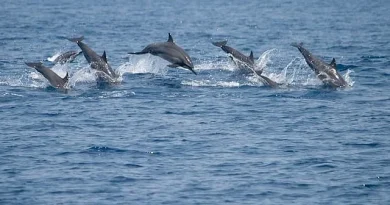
168,64,197,75
167,64,179,68
212,40,228,47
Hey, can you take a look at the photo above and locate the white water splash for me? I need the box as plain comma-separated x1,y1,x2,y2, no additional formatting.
67,66,97,88
0,74,26,87
181,80,241,87
117,54,168,75
344,69,355,87
255,48,276,72
1,92,24,97
98,90,136,99
47,52,62,62
194,60,237,72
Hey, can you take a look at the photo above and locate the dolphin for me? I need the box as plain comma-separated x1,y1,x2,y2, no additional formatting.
67,36,118,82
128,33,197,75
51,50,82,64
212,40,278,87
291,43,348,88
212,40,257,73
25,62,68,89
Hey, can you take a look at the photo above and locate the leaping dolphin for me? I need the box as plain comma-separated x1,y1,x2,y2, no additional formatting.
128,33,197,75
51,50,82,64
212,40,256,72
212,40,278,87
25,62,68,89
67,36,118,82
291,43,348,88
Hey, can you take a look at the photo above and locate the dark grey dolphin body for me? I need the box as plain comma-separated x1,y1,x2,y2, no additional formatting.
212,40,256,72
129,33,196,75
53,50,82,64
212,40,278,87
67,36,118,82
291,43,347,88
25,62,68,89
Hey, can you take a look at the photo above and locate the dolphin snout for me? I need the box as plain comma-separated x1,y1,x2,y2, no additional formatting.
188,67,197,75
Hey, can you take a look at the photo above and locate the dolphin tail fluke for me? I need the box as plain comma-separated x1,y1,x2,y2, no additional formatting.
128,51,148,55
212,40,228,47
291,42,303,48
67,36,84,43
25,62,44,68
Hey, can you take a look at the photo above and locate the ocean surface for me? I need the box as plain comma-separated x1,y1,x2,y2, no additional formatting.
1,0,389,204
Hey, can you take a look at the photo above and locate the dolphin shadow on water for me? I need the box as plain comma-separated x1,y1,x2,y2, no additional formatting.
128,33,197,75
25,62,69,91
291,43,348,88
212,40,279,88
67,36,119,84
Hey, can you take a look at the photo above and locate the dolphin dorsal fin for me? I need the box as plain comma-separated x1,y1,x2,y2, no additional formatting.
330,58,336,68
249,51,254,62
63,72,69,82
102,51,107,63
167,33,174,43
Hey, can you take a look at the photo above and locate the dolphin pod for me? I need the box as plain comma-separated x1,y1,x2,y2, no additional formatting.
25,34,349,90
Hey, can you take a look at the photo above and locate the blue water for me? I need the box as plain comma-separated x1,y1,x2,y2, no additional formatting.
1,0,389,204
